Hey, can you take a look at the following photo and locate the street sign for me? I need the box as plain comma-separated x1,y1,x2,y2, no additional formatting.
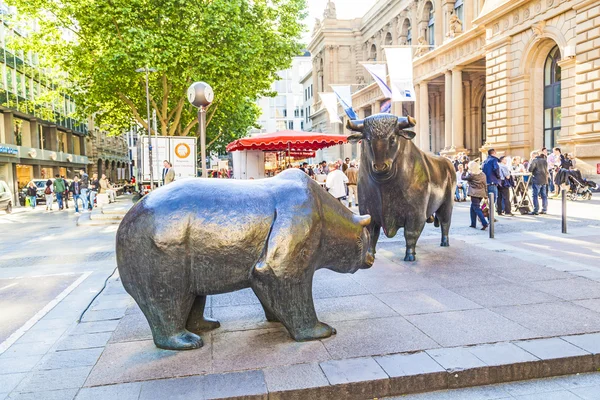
140,136,197,181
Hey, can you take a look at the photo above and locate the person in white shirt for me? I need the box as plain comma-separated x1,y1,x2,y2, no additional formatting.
325,163,348,202
455,164,468,202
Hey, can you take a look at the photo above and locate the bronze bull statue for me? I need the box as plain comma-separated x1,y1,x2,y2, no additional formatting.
347,114,456,262
116,169,374,350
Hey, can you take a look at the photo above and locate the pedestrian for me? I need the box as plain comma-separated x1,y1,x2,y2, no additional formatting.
455,164,468,202
343,157,350,173
62,176,70,209
162,160,175,185
497,156,514,216
89,173,99,210
528,150,549,215
482,148,501,203
79,168,90,211
70,176,83,214
26,181,37,209
346,161,359,207
462,161,489,230
44,179,54,211
53,174,66,210
325,163,348,202
99,174,116,203
545,147,557,194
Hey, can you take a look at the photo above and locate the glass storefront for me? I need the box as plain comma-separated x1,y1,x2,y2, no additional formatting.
16,165,33,189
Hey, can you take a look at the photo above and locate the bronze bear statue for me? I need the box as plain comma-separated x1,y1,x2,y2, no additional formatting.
116,169,374,350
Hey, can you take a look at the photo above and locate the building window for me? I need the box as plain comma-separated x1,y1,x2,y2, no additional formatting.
301,121,305,130
481,95,486,144
544,46,561,149
454,0,464,26
406,21,412,45
369,44,377,61
288,121,293,129
427,3,435,47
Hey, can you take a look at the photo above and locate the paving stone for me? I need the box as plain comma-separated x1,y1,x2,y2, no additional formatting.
210,303,277,332
496,377,566,397
526,278,600,301
467,342,539,366
69,320,120,335
84,339,212,386
452,283,560,308
321,316,439,360
386,384,513,399
26,319,73,333
514,338,590,360
570,384,600,400
551,372,600,389
417,268,510,289
321,357,388,384
90,297,133,311
138,370,267,400
212,327,329,373
313,275,370,298
0,356,42,374
263,363,329,392
55,332,112,351
37,348,104,370
7,389,78,400
314,294,397,322
107,309,152,343
426,347,486,372
562,333,600,355
574,298,600,313
15,329,66,345
376,288,482,315
406,309,535,347
375,351,445,377
487,265,573,283
210,288,260,307
15,366,92,392
511,390,581,399
80,308,126,322
0,342,54,358
350,271,443,293
0,373,26,393
74,382,142,400
492,302,600,336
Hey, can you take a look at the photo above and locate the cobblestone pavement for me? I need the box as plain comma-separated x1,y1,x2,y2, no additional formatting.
1,195,600,399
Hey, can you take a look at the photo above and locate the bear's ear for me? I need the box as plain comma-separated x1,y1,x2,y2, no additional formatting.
353,214,371,227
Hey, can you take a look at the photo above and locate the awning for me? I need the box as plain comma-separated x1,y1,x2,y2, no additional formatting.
226,130,347,152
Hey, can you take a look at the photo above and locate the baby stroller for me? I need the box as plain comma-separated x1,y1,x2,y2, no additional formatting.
566,170,597,201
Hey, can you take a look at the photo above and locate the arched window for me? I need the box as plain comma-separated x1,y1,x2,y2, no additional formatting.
481,95,486,144
426,2,435,47
454,0,464,25
369,44,377,61
385,32,393,46
544,46,561,149
403,19,412,45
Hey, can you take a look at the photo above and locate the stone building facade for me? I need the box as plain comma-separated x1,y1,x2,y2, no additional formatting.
308,0,600,178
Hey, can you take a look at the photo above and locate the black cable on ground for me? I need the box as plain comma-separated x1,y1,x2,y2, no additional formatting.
77,266,119,323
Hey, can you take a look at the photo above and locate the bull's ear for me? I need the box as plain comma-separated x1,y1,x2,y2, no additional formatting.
396,129,416,140
347,133,364,142
346,119,364,133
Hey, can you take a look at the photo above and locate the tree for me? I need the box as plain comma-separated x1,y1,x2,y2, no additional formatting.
9,0,306,152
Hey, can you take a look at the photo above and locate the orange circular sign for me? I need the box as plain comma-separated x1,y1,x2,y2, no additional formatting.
175,143,191,159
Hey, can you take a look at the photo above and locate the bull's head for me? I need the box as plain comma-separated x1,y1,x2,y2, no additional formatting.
347,114,416,180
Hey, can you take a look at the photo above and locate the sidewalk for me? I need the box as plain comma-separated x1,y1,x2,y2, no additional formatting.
1,199,600,399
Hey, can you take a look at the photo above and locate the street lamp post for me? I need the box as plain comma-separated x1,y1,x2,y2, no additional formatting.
136,66,157,188
187,82,214,178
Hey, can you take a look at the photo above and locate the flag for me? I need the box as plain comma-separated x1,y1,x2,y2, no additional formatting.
362,63,392,99
319,92,342,124
380,99,392,113
331,85,357,120
384,48,416,102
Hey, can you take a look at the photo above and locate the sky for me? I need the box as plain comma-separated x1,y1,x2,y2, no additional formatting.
302,0,378,43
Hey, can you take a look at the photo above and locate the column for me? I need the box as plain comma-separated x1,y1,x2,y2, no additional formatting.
451,67,464,150
29,119,40,148
463,80,472,152
66,132,74,154
419,82,429,151
433,93,440,152
414,83,421,148
444,71,452,150
2,111,14,145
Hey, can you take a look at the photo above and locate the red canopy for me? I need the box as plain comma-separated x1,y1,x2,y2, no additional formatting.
226,130,347,152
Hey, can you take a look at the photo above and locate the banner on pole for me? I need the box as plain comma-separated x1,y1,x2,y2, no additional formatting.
384,48,416,102
319,92,342,124
331,85,357,120
380,99,392,113
361,63,392,99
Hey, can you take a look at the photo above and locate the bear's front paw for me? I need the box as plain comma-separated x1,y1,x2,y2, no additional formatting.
292,322,337,342
155,330,204,350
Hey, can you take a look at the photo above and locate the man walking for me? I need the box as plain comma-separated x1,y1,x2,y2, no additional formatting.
528,150,549,215
342,157,350,173
345,161,359,207
70,176,83,214
89,173,99,209
482,148,501,202
325,163,348,202
162,160,175,185
79,168,89,211
53,174,66,210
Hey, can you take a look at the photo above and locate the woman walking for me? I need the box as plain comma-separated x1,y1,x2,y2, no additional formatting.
44,179,54,211
462,161,489,230
26,182,37,209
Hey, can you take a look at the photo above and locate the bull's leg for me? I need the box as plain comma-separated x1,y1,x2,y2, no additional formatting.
403,219,426,262
186,296,220,334
251,270,334,341
369,222,381,255
258,297,280,322
436,201,453,247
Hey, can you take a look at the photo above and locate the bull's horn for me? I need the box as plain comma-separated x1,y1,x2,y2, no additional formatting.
346,119,365,133
347,133,364,142
397,116,416,129
353,214,372,227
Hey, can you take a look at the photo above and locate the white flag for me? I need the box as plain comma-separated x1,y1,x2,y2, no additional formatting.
319,92,342,124
330,85,357,120
362,63,392,99
385,48,416,102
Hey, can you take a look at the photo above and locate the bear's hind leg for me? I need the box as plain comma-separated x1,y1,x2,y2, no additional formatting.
258,296,280,322
186,296,220,334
